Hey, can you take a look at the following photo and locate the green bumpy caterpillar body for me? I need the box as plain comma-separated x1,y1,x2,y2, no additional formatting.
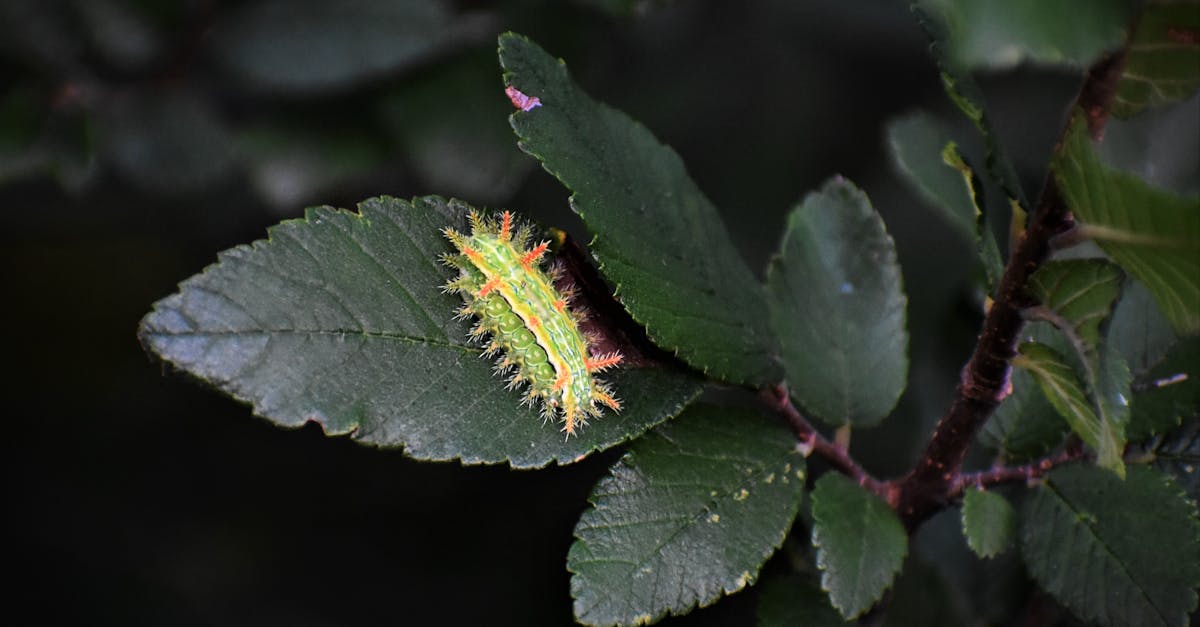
442,210,622,435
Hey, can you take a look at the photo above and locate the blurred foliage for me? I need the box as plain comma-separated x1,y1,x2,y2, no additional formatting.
0,0,519,208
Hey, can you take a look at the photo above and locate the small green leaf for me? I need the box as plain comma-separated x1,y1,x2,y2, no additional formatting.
886,112,1003,287
961,488,1015,558
917,0,1132,70
756,572,848,627
568,405,805,627
1021,464,1200,627
811,473,908,619
1028,259,1124,349
1130,337,1200,441
139,195,702,468
498,32,779,386
1113,0,1200,118
1053,114,1200,336
766,178,908,427
1015,342,1130,476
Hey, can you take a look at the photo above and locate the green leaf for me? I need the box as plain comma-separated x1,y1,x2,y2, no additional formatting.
1015,342,1130,476
886,112,1003,287
756,572,848,627
498,32,779,386
1021,464,1200,627
1113,0,1200,118
1053,114,1200,336
1110,278,1180,375
139,195,702,468
766,178,908,427
1130,337,1200,441
960,488,1015,558
811,473,908,619
980,363,1070,460
913,5,1028,206
568,405,805,626
917,0,1132,70
1028,259,1125,349
1152,418,1200,504
210,0,474,92
982,324,1071,460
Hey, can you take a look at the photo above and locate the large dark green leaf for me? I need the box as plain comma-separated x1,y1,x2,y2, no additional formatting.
1028,259,1124,350
209,0,478,92
960,488,1015,559
139,195,702,468
1021,464,1200,627
1015,342,1130,476
811,473,908,619
1053,114,1200,336
1113,0,1200,118
568,405,805,626
917,0,1132,69
766,178,908,427
756,572,848,627
886,112,1003,287
498,33,779,386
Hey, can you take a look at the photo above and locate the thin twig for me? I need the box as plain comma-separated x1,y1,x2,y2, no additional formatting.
761,384,891,501
949,444,1084,500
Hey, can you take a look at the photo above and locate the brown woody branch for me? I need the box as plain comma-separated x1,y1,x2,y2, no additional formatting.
893,47,1129,529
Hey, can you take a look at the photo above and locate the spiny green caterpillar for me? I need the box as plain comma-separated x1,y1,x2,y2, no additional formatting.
442,210,622,436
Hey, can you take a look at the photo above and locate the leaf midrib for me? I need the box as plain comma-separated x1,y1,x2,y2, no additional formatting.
1044,480,1172,625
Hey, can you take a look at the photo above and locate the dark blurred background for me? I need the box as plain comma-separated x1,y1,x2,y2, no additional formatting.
2,1,1089,625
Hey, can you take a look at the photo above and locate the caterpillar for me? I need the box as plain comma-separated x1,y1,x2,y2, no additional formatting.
441,210,622,436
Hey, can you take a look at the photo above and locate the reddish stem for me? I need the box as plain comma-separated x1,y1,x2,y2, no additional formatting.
950,444,1084,500
762,385,892,502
